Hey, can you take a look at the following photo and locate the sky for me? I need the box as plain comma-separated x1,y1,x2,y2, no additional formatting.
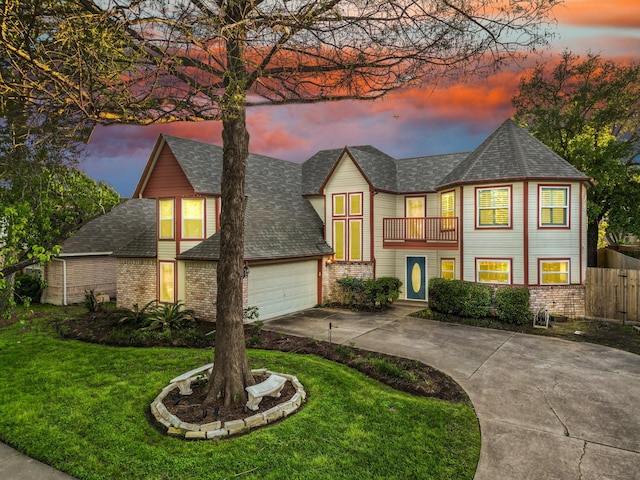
81,0,640,197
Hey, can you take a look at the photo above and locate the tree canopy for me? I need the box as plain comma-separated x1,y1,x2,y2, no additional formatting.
1,0,561,405
513,52,640,265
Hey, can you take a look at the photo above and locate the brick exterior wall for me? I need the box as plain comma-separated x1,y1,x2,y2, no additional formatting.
184,261,249,322
528,285,586,318
184,261,217,321
116,258,156,310
322,260,375,304
42,256,117,305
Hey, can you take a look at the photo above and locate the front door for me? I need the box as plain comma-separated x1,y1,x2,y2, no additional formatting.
406,256,427,300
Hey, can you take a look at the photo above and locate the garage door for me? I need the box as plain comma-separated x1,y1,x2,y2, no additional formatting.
247,260,318,320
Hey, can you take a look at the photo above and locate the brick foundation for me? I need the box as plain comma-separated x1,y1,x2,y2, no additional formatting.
322,261,375,304
528,285,586,318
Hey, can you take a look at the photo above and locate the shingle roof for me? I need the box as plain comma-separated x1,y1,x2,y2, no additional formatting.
396,153,469,192
163,135,223,194
170,144,332,261
302,119,589,194
438,119,589,188
302,146,397,194
61,199,156,255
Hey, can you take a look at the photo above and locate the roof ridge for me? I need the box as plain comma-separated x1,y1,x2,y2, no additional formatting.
509,120,531,177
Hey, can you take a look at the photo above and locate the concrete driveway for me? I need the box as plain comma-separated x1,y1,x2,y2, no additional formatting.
266,302,640,480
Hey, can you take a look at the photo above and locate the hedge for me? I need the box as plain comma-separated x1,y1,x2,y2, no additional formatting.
495,286,531,324
429,278,492,319
334,276,402,310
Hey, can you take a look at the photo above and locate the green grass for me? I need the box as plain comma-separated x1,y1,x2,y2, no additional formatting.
0,318,479,480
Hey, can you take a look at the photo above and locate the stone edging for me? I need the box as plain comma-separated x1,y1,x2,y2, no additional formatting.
149,368,306,440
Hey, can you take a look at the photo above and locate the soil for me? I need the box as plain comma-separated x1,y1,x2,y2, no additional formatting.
51,309,469,428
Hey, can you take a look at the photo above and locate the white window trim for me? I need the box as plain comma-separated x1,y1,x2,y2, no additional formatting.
476,258,512,284
540,259,570,285
539,186,569,227
181,198,205,239
476,186,511,228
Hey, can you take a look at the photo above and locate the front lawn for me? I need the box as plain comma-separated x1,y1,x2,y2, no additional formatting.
0,313,479,480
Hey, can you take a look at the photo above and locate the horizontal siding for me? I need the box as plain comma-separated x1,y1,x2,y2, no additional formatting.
307,196,325,224
157,241,176,260
373,192,396,277
206,197,217,237
141,144,194,198
324,154,371,261
527,181,583,285
462,183,525,283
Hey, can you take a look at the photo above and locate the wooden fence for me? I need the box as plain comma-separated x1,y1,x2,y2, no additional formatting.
586,268,640,323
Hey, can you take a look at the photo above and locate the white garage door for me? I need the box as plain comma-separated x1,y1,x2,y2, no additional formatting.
247,261,318,320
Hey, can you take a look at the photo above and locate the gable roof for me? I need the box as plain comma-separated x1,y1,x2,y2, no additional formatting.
438,119,589,189
61,199,156,256
133,138,333,261
302,119,590,194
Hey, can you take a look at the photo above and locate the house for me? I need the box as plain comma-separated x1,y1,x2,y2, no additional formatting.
118,119,590,320
41,199,155,305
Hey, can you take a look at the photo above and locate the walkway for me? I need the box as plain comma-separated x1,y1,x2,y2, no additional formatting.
266,303,640,480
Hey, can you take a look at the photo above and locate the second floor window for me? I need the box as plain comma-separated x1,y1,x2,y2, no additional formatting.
333,192,362,261
441,191,455,230
540,186,569,227
477,187,510,228
159,198,174,239
182,198,204,239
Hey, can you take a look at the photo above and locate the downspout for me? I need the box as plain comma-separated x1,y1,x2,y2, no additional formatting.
53,257,67,306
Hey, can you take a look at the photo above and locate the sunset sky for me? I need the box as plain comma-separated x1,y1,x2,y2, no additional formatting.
82,0,640,197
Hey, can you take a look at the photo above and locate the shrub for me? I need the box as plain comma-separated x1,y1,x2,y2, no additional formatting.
14,273,46,304
495,286,531,324
429,278,492,319
142,301,196,333
335,276,402,311
109,300,158,329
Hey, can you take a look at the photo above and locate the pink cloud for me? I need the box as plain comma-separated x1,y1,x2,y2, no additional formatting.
555,0,640,28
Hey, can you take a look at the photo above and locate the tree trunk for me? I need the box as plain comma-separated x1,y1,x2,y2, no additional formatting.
587,219,599,267
205,110,255,408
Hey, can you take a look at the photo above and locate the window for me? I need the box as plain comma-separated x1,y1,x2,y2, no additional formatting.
441,259,455,280
159,199,174,239
406,196,425,240
540,260,570,285
349,219,362,261
332,192,363,261
333,220,346,261
477,187,510,227
476,259,511,284
441,191,455,230
182,198,204,239
349,193,362,216
333,194,346,216
159,261,175,303
540,186,569,227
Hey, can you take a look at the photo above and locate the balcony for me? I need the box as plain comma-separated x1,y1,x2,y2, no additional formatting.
383,217,459,249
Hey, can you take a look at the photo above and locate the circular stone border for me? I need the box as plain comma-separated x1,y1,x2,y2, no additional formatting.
150,368,306,440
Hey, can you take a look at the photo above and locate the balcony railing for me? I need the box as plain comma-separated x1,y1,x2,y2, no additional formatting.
383,217,458,246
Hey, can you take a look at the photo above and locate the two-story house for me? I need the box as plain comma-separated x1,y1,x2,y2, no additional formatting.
115,119,590,320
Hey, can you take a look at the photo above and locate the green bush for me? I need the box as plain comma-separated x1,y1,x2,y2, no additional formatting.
335,276,402,311
142,301,196,333
109,300,158,329
429,278,492,318
495,286,531,324
14,274,46,304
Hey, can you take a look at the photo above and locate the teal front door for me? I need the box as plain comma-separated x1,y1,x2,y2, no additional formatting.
406,256,427,300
